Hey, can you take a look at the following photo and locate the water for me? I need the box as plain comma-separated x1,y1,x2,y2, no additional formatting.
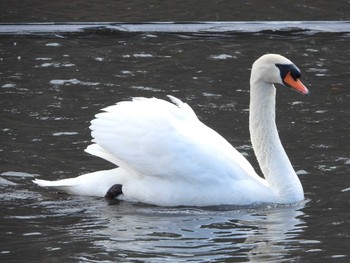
1,2,350,262
0,0,349,22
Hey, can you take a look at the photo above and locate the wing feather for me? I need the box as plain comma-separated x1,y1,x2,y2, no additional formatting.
88,96,260,184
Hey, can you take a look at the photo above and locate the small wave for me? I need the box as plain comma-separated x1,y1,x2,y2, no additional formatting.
1,83,16,88
52,131,78,136
49,79,99,86
45,42,61,47
1,171,36,178
209,54,234,60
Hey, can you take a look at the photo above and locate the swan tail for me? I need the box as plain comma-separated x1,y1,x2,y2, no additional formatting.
33,168,127,197
85,143,121,165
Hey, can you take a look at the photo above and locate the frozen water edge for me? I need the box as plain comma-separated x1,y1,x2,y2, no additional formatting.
0,21,349,35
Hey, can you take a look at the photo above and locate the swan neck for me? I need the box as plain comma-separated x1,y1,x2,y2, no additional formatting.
249,80,303,202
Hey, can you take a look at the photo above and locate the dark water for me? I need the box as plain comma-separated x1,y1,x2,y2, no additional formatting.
1,2,350,262
1,0,349,22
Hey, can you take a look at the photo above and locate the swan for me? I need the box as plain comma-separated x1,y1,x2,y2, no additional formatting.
33,54,309,207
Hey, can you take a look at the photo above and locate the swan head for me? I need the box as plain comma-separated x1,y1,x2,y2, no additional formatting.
251,54,309,95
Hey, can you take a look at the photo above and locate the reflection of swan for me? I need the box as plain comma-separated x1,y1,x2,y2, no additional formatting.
34,54,308,206
244,205,306,262
67,202,306,262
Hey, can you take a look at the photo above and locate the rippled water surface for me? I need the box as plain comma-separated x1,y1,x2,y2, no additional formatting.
1,3,350,262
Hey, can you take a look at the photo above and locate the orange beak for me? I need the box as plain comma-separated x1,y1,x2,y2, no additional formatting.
283,72,309,95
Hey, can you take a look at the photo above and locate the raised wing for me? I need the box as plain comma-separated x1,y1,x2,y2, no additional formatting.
88,96,259,184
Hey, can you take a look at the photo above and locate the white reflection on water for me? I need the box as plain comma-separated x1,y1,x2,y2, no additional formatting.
63,200,308,262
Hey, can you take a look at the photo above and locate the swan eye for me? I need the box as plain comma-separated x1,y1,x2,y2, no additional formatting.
275,63,308,95
275,63,301,81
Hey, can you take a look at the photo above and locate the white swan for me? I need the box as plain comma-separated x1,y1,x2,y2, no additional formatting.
33,54,309,207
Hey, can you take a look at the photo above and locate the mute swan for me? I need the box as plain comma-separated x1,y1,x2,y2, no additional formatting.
33,54,309,206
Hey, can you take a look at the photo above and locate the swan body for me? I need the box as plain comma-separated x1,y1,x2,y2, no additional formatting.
34,54,309,207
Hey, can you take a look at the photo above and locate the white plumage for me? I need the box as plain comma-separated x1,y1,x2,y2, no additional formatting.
34,54,308,206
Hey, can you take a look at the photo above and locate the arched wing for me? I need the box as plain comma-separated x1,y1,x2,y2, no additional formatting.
88,96,259,184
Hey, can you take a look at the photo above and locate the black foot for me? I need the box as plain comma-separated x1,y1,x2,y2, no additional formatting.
104,184,123,200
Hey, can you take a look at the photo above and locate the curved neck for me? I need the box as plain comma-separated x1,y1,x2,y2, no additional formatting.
249,79,304,202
